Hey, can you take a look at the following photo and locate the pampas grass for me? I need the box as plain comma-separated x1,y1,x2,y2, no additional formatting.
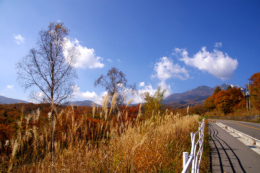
109,92,118,115
92,102,95,119
126,98,132,108
2,95,201,173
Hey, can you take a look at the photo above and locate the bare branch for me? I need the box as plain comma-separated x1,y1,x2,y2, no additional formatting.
16,22,78,105
94,67,136,105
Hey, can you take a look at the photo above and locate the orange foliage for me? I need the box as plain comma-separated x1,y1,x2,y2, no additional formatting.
213,87,243,114
250,72,260,110
204,95,216,111
227,87,243,108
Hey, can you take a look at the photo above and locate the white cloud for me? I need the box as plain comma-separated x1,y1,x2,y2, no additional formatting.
139,82,145,87
129,83,158,104
6,85,13,89
214,42,222,48
63,38,104,69
28,91,45,103
13,34,25,44
72,85,107,104
153,57,190,81
151,57,189,95
117,83,125,88
127,81,172,104
71,83,163,105
117,59,121,62
158,81,171,97
36,91,44,98
134,57,189,100
175,47,238,80
107,59,112,62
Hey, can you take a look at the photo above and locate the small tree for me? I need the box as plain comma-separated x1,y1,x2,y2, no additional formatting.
227,85,232,91
16,22,78,169
250,72,260,110
94,67,136,106
142,86,166,115
213,86,221,95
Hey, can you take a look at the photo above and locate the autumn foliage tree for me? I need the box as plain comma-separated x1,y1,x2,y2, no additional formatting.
214,91,232,114
226,87,243,108
250,72,260,110
204,85,243,115
203,95,216,111
203,86,221,111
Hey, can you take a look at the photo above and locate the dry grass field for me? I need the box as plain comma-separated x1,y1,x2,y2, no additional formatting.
1,94,209,172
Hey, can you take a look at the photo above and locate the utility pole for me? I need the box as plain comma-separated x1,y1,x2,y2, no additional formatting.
244,79,252,112
244,84,249,111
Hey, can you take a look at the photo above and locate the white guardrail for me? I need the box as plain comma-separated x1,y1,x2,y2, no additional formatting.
182,119,205,173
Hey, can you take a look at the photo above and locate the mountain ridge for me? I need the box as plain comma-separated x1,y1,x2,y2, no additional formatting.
0,83,245,107
0,96,29,104
163,83,245,108
65,100,101,107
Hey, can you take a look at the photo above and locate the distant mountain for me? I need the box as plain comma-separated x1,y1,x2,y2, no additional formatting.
0,83,245,108
65,100,100,107
163,83,245,108
163,85,214,104
215,83,245,91
218,83,230,91
0,95,28,104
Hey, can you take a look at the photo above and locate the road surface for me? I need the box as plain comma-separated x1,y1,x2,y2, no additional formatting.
208,122,260,173
212,120,260,141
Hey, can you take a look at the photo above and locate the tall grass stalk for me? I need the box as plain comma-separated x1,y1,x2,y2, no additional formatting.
2,95,200,172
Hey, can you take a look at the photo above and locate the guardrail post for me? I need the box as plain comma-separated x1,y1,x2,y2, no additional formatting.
183,152,189,170
182,119,205,173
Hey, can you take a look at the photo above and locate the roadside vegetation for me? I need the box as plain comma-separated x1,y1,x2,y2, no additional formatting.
172,72,260,123
0,87,207,172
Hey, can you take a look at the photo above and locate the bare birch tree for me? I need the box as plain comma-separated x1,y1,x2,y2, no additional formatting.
16,22,78,170
94,67,136,106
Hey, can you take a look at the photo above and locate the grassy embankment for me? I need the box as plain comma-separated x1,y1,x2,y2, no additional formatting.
204,107,260,123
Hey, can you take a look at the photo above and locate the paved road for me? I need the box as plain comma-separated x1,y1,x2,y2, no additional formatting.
214,120,260,140
209,122,260,173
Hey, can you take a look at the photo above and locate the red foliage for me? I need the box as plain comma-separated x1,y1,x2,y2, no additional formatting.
214,91,232,114
227,87,243,108
204,95,216,111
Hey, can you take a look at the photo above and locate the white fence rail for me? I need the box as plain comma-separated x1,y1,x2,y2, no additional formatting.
182,119,205,173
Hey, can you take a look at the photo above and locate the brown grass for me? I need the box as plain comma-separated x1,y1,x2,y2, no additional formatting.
1,95,202,173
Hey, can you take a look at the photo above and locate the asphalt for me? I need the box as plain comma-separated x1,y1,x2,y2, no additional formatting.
214,120,260,141
209,122,260,173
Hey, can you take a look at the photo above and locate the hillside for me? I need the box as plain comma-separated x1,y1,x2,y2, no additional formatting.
163,85,214,103
0,95,28,104
163,84,245,108
65,100,100,106
0,95,100,107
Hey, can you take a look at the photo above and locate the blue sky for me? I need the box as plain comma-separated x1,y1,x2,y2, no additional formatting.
0,0,260,104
